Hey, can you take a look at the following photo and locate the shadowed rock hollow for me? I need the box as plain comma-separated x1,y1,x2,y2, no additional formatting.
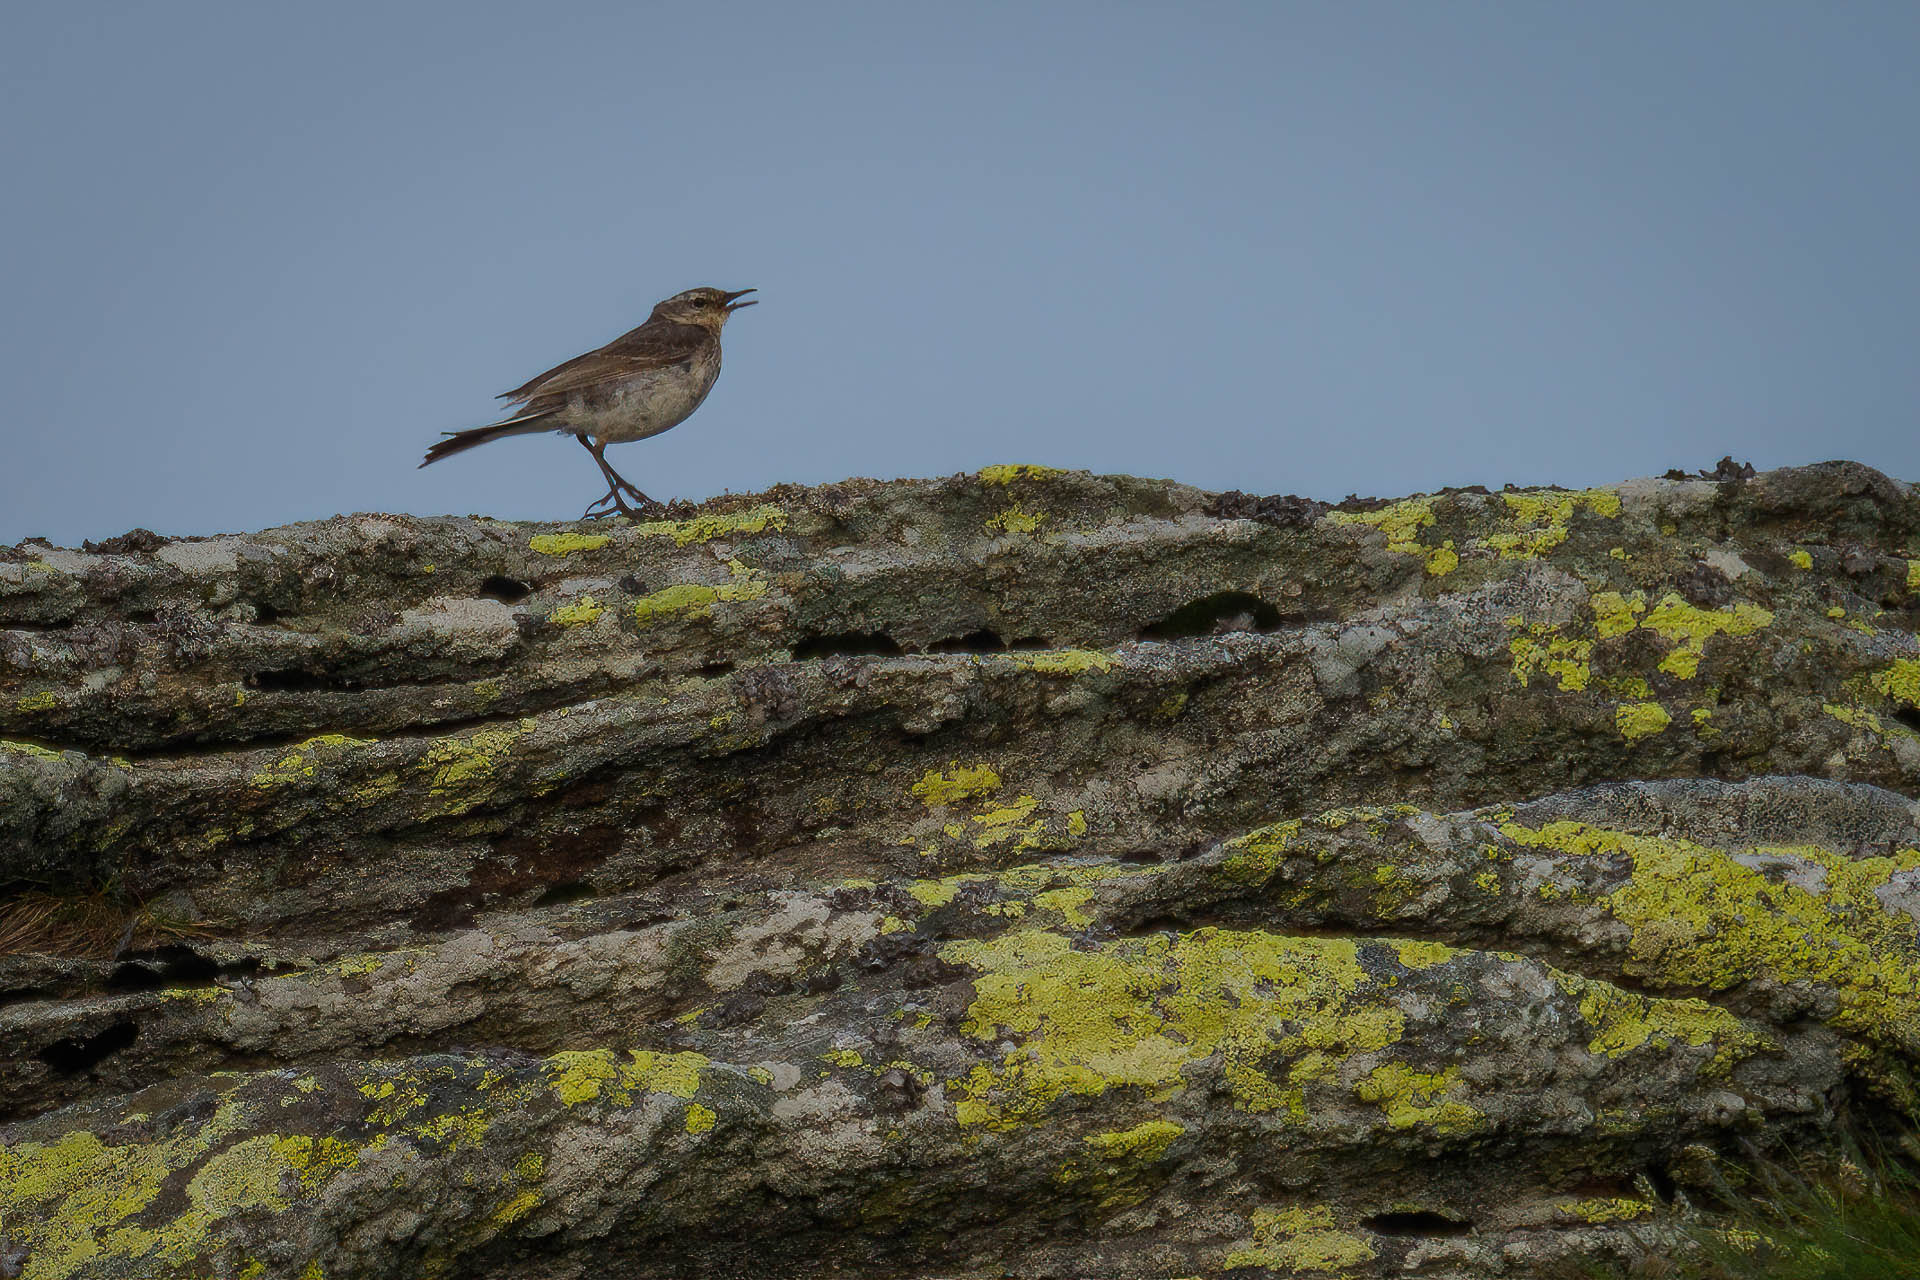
2,461,1920,1279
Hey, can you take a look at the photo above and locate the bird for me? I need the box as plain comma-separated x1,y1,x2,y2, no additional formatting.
420,286,757,518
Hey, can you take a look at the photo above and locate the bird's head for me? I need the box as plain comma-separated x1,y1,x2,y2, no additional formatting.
653,286,757,329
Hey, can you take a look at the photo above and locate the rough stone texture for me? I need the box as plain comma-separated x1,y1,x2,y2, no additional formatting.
2,461,1919,1278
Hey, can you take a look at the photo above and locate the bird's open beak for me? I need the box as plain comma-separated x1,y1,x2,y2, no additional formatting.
722,288,758,312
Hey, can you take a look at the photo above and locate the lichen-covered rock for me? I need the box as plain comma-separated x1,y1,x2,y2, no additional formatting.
2,462,1919,1278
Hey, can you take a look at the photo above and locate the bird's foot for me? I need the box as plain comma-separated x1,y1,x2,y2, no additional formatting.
609,476,656,506
581,488,662,521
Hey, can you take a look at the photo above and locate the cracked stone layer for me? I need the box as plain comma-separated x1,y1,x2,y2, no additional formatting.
3,461,1920,1279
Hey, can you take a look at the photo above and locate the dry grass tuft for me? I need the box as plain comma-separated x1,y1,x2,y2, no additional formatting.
0,889,222,959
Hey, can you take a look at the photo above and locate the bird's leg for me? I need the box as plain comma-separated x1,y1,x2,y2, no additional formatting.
576,436,659,518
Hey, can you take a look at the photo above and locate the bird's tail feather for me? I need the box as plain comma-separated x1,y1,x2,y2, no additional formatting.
418,412,562,468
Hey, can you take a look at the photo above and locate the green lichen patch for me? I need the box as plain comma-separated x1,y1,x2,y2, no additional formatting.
910,763,1002,808
527,533,611,556
985,506,1046,535
543,1048,709,1108
1557,1196,1654,1224
547,596,605,628
416,718,537,807
979,464,1066,484
1326,498,1434,554
1224,1205,1377,1274
940,926,1408,1130
1083,1119,1184,1162
1501,819,1920,1084
1482,488,1621,560
1352,1063,1480,1135
630,505,787,546
1870,659,1920,709
1509,625,1593,691
630,561,767,625
248,734,377,789
1008,648,1116,676
1615,701,1673,743
1589,591,1774,680
1639,595,1775,679
1221,820,1305,884
0,738,67,762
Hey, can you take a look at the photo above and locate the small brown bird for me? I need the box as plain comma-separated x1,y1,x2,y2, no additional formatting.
421,286,757,518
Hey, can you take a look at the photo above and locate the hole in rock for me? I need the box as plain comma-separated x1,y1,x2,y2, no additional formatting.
927,629,1007,654
38,1019,138,1074
106,944,221,991
1140,590,1282,641
478,575,533,605
1892,706,1920,736
1361,1210,1472,1238
791,632,905,660
533,881,598,907
699,659,736,678
245,600,282,624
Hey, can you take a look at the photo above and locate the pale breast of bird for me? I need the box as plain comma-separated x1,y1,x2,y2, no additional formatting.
563,344,723,444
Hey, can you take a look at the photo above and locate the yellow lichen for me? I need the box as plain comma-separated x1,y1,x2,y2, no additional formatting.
986,506,1046,535
1084,1119,1184,1162
971,794,1042,848
1010,648,1115,675
1638,594,1774,679
1225,1206,1377,1274
1483,488,1622,559
1394,940,1456,970
1509,626,1592,691
0,739,66,762
543,1048,708,1108
979,464,1066,484
1352,1063,1482,1134
1559,1197,1654,1224
527,532,610,556
630,561,767,625
942,926,1409,1129
547,596,604,628
1615,701,1672,743
249,734,376,789
417,719,537,803
1788,550,1814,570
14,690,57,713
1326,498,1436,556
1909,560,1920,591
1220,821,1303,884
1591,591,1647,639
911,763,1002,807
1870,659,1920,709
631,504,788,546
1499,819,1920,1086
683,1103,717,1134
1424,541,1459,576
1033,886,1095,928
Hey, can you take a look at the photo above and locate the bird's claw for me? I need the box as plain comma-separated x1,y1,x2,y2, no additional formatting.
581,488,663,521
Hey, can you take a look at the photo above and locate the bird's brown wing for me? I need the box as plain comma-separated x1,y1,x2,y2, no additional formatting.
497,320,709,407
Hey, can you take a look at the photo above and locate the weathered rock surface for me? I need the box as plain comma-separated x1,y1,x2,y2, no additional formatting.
2,461,1919,1278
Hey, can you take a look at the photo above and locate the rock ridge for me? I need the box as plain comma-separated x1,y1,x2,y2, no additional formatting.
1,461,1918,1278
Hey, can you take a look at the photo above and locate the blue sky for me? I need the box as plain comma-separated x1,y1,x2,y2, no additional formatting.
4,2,1917,544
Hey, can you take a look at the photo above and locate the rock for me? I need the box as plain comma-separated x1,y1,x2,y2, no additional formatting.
1,462,1919,1278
